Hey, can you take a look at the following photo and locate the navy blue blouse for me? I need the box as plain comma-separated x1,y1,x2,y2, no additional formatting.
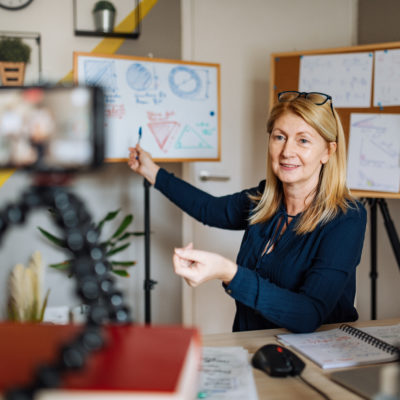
155,168,367,333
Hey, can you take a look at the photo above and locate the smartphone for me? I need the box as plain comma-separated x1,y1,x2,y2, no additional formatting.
0,85,105,172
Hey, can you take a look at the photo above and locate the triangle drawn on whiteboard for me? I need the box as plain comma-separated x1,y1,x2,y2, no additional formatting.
147,121,180,152
175,125,212,149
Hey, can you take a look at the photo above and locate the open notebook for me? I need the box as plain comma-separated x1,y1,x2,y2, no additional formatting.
277,323,400,369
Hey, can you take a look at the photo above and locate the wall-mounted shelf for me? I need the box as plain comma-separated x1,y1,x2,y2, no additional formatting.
73,0,140,39
74,30,140,39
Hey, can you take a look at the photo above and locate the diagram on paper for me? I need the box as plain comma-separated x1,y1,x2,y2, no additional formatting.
374,49,400,106
347,113,400,192
299,52,373,108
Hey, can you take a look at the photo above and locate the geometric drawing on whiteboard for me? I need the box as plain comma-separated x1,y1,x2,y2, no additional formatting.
147,111,180,153
83,60,117,93
126,63,166,105
347,113,400,192
169,66,210,100
126,63,153,91
174,125,212,149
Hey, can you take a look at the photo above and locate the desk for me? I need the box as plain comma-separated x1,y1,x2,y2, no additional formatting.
202,318,400,400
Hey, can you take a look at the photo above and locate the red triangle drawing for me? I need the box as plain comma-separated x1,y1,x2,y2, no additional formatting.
148,121,180,151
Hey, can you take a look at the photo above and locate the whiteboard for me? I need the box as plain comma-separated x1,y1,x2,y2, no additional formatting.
74,52,221,162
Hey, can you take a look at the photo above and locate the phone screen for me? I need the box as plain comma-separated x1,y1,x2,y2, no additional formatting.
0,86,104,172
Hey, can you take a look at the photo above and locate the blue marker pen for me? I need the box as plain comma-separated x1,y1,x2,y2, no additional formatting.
136,126,142,160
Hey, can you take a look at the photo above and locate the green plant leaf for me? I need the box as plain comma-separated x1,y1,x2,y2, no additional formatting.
37,227,67,248
96,209,121,233
0,37,31,63
111,261,136,267
117,231,145,241
106,243,130,257
49,261,71,270
112,269,130,277
111,214,133,239
38,289,51,322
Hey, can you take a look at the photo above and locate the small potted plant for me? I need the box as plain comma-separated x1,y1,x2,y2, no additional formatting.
0,36,31,86
93,1,116,33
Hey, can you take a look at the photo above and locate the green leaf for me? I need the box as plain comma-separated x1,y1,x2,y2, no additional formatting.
117,231,145,241
49,261,71,270
38,289,51,322
96,209,121,233
111,214,133,239
37,227,67,248
106,243,130,257
112,269,130,277
111,261,136,267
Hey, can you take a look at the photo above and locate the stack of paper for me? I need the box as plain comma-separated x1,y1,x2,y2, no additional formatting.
197,346,258,400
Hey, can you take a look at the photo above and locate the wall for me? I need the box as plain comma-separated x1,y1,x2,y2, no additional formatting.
356,0,400,320
358,0,400,45
0,0,183,325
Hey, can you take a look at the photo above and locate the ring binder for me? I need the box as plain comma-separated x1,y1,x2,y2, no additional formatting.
340,324,400,356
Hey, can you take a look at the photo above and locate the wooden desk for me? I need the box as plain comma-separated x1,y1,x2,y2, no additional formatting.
202,318,400,400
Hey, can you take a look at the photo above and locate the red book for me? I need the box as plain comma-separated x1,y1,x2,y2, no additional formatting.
0,322,201,399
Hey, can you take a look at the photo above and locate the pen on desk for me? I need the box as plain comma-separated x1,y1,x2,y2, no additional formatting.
136,126,142,160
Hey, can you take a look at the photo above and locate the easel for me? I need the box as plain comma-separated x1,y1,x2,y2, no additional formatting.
366,198,400,320
143,178,157,324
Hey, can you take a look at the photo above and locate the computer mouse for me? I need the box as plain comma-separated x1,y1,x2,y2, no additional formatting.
251,344,305,377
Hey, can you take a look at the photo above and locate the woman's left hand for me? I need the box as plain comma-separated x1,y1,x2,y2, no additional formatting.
173,243,238,287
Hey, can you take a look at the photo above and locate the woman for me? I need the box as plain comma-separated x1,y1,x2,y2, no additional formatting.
128,91,367,333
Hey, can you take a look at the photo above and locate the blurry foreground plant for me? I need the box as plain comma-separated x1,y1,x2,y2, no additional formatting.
38,209,143,277
7,251,50,322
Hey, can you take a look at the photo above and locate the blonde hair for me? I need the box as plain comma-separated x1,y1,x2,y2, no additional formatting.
249,97,354,234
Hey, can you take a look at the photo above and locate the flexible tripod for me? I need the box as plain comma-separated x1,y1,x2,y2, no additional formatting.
0,182,131,400
366,198,400,320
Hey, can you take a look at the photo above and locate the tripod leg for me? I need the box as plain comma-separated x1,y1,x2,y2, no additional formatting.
369,199,378,320
144,178,151,324
378,199,400,271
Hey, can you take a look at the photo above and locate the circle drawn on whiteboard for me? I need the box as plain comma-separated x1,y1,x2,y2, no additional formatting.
126,63,152,91
169,66,202,99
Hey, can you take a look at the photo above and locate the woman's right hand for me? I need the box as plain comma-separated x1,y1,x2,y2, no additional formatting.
128,144,160,185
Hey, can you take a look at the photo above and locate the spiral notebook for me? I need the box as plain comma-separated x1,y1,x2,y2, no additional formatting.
277,323,400,369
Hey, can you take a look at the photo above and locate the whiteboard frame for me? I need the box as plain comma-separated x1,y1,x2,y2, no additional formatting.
73,52,221,163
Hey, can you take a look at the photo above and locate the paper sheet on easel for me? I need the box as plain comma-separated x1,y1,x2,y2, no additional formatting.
374,49,400,106
299,52,373,108
347,113,400,192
